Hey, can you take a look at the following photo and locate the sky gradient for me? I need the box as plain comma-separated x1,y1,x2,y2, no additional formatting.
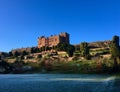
0,0,120,52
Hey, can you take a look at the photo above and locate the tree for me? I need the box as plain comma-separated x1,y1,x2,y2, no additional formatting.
67,45,75,57
41,46,45,51
37,54,42,58
30,47,39,53
21,50,27,56
19,50,28,59
0,59,13,73
80,42,90,59
56,42,68,51
13,51,20,57
56,42,75,57
9,51,13,57
110,36,120,72
110,36,120,59
46,46,50,51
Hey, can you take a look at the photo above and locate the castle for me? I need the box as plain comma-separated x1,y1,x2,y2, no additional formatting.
38,32,70,48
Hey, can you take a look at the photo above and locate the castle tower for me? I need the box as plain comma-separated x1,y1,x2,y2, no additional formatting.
38,36,48,48
59,32,70,44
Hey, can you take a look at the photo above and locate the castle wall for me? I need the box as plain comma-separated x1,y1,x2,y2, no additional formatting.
49,35,60,47
38,32,69,48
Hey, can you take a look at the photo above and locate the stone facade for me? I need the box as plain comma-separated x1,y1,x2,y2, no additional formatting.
38,32,69,48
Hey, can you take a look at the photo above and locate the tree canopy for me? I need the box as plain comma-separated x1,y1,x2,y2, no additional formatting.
110,35,120,72
110,36,120,58
80,42,90,59
56,42,75,57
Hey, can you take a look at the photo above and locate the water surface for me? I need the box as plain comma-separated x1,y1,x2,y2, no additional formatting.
0,74,120,92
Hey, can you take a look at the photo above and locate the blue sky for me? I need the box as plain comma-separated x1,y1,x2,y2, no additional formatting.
0,0,120,52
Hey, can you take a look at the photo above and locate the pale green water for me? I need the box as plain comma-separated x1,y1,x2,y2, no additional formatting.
0,74,120,92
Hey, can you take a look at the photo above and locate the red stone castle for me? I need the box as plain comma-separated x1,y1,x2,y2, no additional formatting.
38,32,69,48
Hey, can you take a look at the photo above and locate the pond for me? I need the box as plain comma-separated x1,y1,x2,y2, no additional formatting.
0,74,120,92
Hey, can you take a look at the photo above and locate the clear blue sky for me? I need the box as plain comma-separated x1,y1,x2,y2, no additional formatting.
0,0,120,52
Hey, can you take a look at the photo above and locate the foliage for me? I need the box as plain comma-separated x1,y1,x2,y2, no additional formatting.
0,60,13,73
67,45,75,57
9,51,13,57
13,51,20,57
110,36,120,58
56,42,75,57
110,35,120,72
21,50,28,56
80,42,90,59
30,47,39,53
37,54,42,59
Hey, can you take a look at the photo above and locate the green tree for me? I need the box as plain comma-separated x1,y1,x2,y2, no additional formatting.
56,42,68,51
21,50,27,56
80,42,90,59
19,50,28,59
110,36,120,72
110,36,120,59
9,51,13,57
0,59,13,73
30,47,34,53
67,45,75,57
37,54,42,58
13,51,20,57
41,46,45,51
56,42,75,57
45,46,49,51
30,47,39,53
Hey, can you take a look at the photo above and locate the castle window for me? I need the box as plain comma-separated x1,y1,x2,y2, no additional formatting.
55,39,57,41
